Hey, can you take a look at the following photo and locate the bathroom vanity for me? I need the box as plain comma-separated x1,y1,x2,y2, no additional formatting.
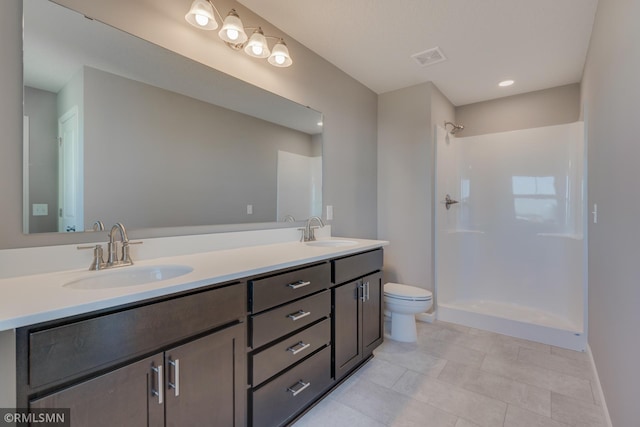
1,236,386,426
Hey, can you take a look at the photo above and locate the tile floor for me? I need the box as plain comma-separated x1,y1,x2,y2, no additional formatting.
294,320,606,427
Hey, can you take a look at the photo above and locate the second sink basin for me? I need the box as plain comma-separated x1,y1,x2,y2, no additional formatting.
64,265,193,290
305,239,358,248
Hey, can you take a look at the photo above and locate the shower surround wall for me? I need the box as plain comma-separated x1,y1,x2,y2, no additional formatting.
436,122,586,350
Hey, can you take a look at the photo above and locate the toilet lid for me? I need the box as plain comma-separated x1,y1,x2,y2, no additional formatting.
384,282,432,301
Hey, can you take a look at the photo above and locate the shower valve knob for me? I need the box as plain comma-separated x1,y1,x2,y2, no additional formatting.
444,194,459,210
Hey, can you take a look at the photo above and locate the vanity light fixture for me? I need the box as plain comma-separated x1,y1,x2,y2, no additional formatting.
185,0,293,67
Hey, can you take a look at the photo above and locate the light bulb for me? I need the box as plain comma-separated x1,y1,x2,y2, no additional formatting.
251,45,263,56
275,55,285,65
195,14,209,27
226,29,239,41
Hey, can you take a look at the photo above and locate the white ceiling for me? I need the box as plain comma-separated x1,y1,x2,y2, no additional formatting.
238,0,599,106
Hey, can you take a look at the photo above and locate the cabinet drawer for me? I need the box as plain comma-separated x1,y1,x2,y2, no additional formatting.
250,263,330,313
251,319,330,387
250,290,330,349
332,248,383,285
29,283,246,389
252,346,332,427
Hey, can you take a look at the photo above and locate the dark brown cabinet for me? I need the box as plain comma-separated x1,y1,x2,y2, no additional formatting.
31,354,164,427
20,283,247,427
332,250,384,381
18,247,384,427
333,272,383,380
164,323,246,427
31,324,245,427
247,262,333,427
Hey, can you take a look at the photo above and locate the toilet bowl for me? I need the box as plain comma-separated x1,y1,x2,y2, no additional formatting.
384,282,433,342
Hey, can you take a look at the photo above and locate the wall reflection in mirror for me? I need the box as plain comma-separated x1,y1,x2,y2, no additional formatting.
23,0,323,234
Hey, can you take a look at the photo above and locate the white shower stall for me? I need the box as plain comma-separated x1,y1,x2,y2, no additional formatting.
435,122,587,350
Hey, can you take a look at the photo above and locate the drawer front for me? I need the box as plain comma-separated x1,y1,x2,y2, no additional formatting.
29,283,246,389
250,263,330,313
251,290,330,349
252,346,332,427
251,319,330,387
332,248,383,285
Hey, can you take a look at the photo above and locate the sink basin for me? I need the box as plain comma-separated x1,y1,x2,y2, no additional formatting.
306,239,358,248
64,265,193,290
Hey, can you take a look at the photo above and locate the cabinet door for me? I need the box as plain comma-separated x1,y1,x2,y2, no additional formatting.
362,271,383,357
30,354,164,427
333,279,363,380
164,323,246,427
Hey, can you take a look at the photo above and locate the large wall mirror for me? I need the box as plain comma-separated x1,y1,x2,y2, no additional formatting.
23,0,323,234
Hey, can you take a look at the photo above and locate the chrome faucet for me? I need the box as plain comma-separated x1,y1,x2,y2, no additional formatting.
107,223,131,267
77,222,142,270
301,216,325,242
106,223,143,267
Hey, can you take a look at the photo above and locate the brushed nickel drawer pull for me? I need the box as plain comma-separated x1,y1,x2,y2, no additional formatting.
151,365,163,404
288,280,311,289
287,380,311,396
287,310,311,321
287,341,311,355
168,358,180,397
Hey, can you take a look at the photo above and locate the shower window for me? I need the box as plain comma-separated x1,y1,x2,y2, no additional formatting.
512,176,559,224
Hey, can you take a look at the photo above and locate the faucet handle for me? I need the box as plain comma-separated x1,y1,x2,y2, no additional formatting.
297,228,306,242
77,244,105,270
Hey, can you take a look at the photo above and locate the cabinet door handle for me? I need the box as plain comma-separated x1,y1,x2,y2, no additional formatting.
287,380,311,397
168,358,180,397
364,281,370,301
287,310,311,321
358,281,366,302
288,280,311,289
151,365,163,404
286,341,311,355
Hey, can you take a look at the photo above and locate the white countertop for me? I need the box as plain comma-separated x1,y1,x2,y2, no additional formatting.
0,237,387,331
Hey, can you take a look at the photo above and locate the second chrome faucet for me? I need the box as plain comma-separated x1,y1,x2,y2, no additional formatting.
300,216,325,242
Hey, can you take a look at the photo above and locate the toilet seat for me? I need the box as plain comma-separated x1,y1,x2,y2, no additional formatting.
384,282,432,302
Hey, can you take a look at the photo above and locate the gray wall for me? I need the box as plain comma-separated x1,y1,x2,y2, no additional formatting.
581,0,640,424
377,82,454,291
456,84,581,137
23,87,58,233
0,0,378,248
83,66,312,229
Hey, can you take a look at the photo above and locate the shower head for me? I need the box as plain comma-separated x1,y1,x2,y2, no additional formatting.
444,121,464,135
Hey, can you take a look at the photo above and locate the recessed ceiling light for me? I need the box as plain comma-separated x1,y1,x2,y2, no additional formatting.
499,80,514,87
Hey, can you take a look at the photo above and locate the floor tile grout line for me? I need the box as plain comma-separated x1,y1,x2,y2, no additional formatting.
518,346,595,379
481,351,596,389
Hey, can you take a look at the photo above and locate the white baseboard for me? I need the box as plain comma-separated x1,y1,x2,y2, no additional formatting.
587,344,613,427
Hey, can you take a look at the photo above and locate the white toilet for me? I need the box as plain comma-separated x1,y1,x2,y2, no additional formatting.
384,282,433,342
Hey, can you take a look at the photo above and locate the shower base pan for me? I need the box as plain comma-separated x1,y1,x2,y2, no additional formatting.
438,300,586,351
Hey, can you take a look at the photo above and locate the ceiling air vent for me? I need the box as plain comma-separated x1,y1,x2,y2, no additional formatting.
411,47,447,67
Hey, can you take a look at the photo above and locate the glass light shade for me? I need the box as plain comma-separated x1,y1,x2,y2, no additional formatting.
244,29,270,58
185,0,218,30
268,40,293,67
218,10,248,44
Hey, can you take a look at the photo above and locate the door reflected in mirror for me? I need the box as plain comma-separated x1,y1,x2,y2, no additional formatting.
22,0,322,234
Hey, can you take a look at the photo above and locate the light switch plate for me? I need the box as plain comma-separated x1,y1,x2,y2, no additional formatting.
33,203,48,216
326,205,333,221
